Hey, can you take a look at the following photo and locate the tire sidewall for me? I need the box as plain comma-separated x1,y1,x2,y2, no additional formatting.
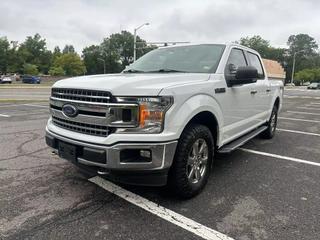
169,124,214,197
268,106,278,137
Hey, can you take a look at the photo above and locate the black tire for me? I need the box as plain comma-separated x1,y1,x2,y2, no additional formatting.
168,124,214,198
261,105,278,139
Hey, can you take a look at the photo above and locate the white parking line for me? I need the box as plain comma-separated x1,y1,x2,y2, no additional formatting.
0,104,22,108
0,113,10,117
279,117,320,123
23,104,48,108
240,148,320,167
277,128,320,137
287,110,320,116
297,106,320,111
0,103,48,108
89,176,233,240
284,95,320,100
310,102,320,105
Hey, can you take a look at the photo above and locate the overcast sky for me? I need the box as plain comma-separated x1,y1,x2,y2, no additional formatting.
1,0,319,52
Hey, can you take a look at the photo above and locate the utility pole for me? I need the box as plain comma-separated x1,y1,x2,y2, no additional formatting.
98,58,106,74
291,50,304,84
134,23,149,62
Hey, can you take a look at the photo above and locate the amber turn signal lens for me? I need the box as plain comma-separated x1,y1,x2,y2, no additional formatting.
139,104,163,127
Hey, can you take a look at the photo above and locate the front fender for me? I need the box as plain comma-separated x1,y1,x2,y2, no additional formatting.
164,94,224,146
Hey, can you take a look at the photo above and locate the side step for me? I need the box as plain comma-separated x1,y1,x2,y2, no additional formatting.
218,126,267,154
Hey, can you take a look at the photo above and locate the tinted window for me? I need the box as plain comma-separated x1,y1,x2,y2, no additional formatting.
126,44,225,73
247,52,264,78
225,48,247,74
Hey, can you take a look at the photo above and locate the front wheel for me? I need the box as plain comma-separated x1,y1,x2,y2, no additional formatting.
168,124,214,198
261,105,278,139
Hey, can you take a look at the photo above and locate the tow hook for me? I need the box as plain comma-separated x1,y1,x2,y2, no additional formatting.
97,168,110,175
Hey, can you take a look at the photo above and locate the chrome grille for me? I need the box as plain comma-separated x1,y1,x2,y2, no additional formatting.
51,88,112,103
52,116,109,137
50,88,138,137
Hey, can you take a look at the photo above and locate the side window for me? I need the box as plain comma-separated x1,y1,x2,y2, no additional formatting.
247,52,264,79
225,48,247,74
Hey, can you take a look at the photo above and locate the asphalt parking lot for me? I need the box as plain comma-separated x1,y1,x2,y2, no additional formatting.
0,87,319,240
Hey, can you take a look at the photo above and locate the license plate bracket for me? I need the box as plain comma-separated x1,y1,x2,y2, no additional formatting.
58,141,77,163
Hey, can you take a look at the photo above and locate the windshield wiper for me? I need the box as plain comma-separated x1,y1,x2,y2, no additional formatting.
147,69,187,73
123,69,145,73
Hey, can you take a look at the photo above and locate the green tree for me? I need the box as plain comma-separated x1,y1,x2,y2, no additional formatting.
63,45,75,54
103,30,154,68
239,35,271,58
82,30,155,74
48,66,65,76
23,63,39,75
0,37,10,74
53,53,86,76
18,33,53,74
287,34,318,56
53,46,62,60
238,35,286,68
295,68,320,83
286,34,319,81
82,45,105,75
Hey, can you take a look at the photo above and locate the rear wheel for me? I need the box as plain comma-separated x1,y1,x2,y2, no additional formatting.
261,105,278,139
168,124,214,198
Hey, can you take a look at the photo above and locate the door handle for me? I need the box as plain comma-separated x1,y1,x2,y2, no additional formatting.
266,89,271,92
250,90,258,94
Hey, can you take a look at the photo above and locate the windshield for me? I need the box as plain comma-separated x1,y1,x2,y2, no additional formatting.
125,44,225,73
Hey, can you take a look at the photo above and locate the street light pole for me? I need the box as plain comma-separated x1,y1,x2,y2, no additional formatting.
291,50,304,84
133,22,149,62
97,58,106,74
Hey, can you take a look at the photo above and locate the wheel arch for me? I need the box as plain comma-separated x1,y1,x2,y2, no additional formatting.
180,111,220,149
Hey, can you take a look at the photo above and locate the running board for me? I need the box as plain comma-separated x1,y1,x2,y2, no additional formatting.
218,126,268,154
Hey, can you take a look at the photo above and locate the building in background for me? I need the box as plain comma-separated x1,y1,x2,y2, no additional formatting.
262,59,286,82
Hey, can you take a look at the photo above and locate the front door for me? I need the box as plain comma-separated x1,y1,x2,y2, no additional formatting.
217,48,259,144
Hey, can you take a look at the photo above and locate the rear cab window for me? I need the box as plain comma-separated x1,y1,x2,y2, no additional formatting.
246,52,265,79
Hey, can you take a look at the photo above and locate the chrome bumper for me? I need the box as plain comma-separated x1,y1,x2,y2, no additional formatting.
46,129,177,171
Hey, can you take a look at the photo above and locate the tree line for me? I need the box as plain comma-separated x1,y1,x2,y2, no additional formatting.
0,32,319,83
238,34,320,84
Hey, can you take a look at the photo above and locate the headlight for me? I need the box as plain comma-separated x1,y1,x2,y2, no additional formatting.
115,96,173,133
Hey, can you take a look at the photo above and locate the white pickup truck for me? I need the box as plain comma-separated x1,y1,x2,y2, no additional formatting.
46,43,283,198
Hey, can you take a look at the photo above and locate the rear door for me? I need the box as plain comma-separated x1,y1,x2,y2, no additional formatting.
246,51,271,122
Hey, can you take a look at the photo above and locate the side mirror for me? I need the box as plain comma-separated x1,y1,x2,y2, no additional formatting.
228,63,237,74
229,66,258,86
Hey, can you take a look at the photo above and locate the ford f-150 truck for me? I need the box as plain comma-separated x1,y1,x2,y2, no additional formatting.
46,43,283,198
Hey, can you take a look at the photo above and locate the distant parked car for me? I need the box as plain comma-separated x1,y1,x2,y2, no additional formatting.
302,81,310,86
22,75,41,84
0,76,12,84
285,83,295,87
307,82,320,89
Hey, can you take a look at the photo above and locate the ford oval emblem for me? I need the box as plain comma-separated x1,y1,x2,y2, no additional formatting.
62,104,78,118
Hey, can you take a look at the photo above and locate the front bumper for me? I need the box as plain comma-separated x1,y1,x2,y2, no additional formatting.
46,129,178,186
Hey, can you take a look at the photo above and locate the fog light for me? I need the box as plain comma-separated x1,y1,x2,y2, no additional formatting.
140,149,151,158
120,149,152,163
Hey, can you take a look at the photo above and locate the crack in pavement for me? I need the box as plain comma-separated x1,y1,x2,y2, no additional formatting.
0,147,49,162
5,186,116,240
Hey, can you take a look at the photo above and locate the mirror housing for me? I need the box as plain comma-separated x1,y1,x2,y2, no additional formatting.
229,66,258,86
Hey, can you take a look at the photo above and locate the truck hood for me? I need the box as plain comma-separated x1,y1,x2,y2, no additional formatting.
53,73,210,96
